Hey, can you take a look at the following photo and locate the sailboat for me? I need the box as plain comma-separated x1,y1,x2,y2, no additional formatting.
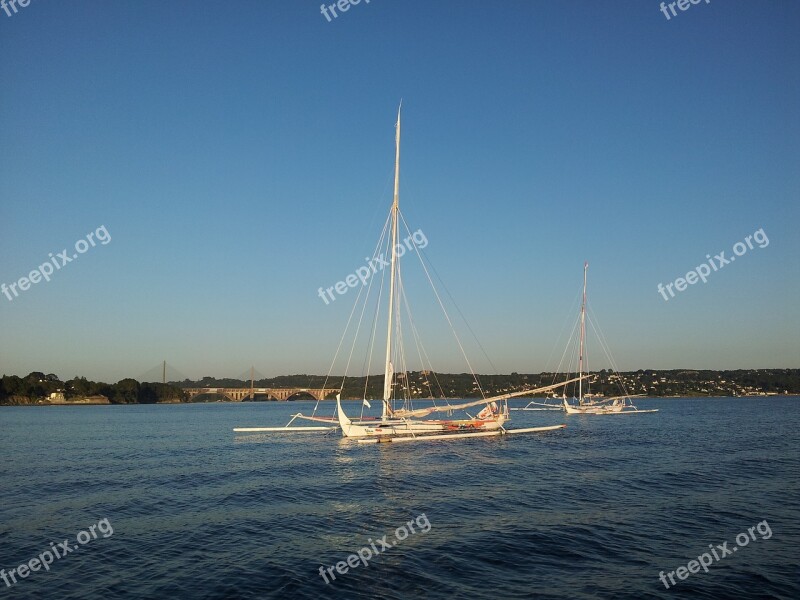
235,105,585,441
337,106,591,441
560,263,658,415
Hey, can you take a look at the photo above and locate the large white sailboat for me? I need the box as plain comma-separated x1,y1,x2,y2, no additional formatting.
561,262,658,415
335,106,586,441
236,105,585,441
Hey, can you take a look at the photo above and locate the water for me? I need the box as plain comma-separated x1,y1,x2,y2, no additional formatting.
1,398,798,599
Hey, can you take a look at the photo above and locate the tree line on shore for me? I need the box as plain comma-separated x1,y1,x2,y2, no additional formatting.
0,372,186,405
176,369,800,399
2,369,797,405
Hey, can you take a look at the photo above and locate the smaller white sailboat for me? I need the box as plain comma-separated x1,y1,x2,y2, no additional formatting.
560,262,658,416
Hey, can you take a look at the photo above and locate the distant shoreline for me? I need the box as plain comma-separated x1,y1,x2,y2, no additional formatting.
4,369,797,405
2,394,798,407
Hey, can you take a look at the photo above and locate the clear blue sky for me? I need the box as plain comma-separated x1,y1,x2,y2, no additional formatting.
1,1,798,382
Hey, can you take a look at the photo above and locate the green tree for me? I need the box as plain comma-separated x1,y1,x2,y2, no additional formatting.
67,376,91,398
112,379,140,404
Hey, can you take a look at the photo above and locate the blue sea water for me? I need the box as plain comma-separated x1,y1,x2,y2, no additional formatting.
0,398,798,599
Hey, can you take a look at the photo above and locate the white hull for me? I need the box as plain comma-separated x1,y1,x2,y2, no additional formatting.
563,398,624,414
562,398,657,415
336,398,507,439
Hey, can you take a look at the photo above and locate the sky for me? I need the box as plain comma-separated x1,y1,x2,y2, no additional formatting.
1,0,798,383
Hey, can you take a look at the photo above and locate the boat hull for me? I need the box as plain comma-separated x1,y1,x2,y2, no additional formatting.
562,398,657,415
336,398,507,439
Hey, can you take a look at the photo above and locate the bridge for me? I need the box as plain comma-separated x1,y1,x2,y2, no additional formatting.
182,387,338,402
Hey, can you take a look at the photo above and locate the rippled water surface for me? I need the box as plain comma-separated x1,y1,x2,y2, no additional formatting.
1,398,798,599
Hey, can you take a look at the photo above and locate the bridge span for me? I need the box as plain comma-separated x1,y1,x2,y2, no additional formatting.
182,387,337,402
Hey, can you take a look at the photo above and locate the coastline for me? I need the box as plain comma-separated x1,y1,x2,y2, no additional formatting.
2,394,798,407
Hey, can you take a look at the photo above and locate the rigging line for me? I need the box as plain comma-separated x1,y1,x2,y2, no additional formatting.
360,243,388,404
544,288,582,381
582,310,591,397
344,234,388,421
342,209,392,381
361,220,392,404
352,213,393,416
361,217,394,404
397,210,488,401
399,281,430,408
427,368,447,401
551,313,580,388
586,304,618,371
317,210,393,416
397,269,443,411
563,319,582,399
397,210,498,378
586,304,633,398
411,324,447,400
403,292,446,400
417,327,448,399
393,270,414,408
399,276,458,408
392,269,407,408
390,229,446,406
393,265,416,409
360,166,397,260
564,335,576,398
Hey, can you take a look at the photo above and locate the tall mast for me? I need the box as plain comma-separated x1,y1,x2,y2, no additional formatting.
382,104,401,419
578,262,588,404
250,366,254,401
